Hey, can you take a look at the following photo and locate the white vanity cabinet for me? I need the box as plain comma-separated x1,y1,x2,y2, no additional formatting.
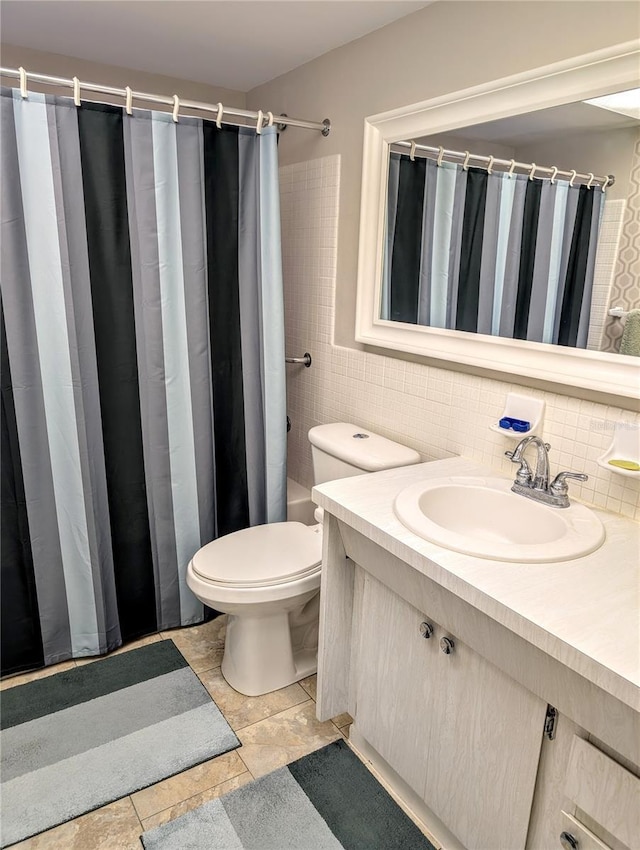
314,460,640,850
353,571,547,850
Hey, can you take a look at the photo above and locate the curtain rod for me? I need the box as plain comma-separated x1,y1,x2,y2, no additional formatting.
392,140,613,190
0,66,331,136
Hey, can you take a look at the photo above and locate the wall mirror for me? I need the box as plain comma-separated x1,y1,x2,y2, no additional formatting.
355,41,640,400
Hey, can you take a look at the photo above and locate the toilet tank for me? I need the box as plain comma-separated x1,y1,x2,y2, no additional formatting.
308,423,421,485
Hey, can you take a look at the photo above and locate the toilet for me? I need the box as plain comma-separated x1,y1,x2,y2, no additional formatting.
186,423,420,696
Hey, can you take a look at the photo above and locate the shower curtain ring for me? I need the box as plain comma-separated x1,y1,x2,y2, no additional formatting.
172,95,180,123
72,76,81,107
569,170,577,187
437,145,444,166
216,103,224,129
550,166,558,185
586,172,595,189
125,86,133,115
409,141,416,161
19,66,28,98
487,156,494,175
463,151,471,170
507,159,516,178
256,109,264,134
267,111,274,127
529,163,537,181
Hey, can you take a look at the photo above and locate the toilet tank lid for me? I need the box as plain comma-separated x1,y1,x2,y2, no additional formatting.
308,423,421,471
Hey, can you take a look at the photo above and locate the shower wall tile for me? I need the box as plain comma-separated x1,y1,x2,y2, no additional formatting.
587,199,626,351
280,155,640,521
603,135,640,353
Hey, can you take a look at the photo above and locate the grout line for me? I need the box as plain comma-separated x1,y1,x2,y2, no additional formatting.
236,750,256,779
132,756,248,823
138,771,255,833
233,697,316,735
194,665,222,687
128,794,145,832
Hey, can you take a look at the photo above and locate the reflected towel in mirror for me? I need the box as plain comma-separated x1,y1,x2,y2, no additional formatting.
620,309,640,357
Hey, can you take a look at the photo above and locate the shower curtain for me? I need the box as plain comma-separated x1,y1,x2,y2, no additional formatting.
0,89,286,676
383,154,604,348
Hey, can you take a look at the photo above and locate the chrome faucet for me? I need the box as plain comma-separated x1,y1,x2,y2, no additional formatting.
505,435,588,508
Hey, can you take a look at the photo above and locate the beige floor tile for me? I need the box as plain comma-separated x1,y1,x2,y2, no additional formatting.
10,798,142,850
140,772,253,832
131,750,246,821
236,699,341,778
338,720,352,740
299,673,352,727
299,673,317,700
198,667,309,730
332,711,353,728
164,616,226,672
0,660,76,691
74,633,164,666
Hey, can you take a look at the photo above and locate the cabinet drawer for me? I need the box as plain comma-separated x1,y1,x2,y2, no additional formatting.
564,736,640,850
560,812,611,850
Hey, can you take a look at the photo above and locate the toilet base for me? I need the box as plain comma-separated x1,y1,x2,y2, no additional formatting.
222,642,317,697
220,594,319,696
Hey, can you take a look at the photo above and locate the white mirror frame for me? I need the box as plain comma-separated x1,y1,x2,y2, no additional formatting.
355,40,640,401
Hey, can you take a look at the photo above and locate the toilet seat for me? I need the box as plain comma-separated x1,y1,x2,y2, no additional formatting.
191,522,322,588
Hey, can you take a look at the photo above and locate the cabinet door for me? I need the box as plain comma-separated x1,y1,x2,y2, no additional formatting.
355,574,547,850
354,573,436,793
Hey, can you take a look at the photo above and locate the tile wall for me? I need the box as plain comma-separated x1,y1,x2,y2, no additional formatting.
280,155,640,520
602,136,640,354
587,199,626,351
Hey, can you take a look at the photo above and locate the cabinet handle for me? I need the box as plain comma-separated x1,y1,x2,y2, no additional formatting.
440,636,455,655
560,831,579,850
419,622,434,639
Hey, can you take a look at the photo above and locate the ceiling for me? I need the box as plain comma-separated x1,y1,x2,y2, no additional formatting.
0,1,431,92
445,99,639,146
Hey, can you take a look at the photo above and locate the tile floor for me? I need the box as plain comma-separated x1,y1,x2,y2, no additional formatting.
1,617,367,850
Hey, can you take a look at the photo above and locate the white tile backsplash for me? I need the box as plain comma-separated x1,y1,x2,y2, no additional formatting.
281,155,640,520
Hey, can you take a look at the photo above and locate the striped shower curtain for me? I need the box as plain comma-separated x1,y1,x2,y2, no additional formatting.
383,154,604,348
0,89,286,675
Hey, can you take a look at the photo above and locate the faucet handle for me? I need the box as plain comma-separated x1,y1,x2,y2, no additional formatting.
505,450,532,485
550,471,588,497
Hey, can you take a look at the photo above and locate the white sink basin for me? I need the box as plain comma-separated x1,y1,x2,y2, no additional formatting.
393,476,605,562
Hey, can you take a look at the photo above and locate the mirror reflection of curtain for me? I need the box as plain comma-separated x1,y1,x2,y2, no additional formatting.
383,153,604,348
0,89,286,675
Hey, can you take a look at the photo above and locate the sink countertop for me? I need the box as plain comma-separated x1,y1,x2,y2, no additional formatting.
313,456,640,713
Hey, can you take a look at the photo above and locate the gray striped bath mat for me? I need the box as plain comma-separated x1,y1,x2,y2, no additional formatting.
141,739,436,850
0,640,239,848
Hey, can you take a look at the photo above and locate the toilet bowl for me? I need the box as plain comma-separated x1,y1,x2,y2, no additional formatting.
187,521,323,696
187,423,421,696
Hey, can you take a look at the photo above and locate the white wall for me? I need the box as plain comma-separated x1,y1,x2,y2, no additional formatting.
0,43,246,114
247,0,640,349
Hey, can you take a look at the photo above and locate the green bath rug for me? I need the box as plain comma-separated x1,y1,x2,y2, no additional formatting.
0,640,239,848
141,738,436,850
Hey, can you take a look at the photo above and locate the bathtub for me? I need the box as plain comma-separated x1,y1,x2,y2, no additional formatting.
286,478,316,526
